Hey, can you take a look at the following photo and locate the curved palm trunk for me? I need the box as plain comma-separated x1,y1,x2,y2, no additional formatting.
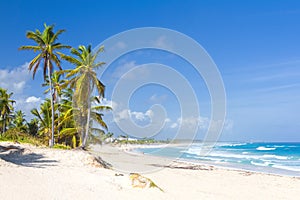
47,59,55,147
82,106,91,148
82,83,91,149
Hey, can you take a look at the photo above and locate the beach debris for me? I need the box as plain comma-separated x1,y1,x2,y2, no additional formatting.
129,173,164,192
115,173,124,176
150,161,213,171
83,153,112,169
240,171,253,176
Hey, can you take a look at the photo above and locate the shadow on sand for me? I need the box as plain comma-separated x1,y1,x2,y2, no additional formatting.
0,145,57,168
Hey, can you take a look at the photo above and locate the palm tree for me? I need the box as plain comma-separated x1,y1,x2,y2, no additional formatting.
58,45,106,148
43,72,66,104
11,110,27,132
87,96,111,144
19,23,70,147
43,72,66,139
31,99,52,144
0,88,15,134
57,89,79,146
27,118,39,136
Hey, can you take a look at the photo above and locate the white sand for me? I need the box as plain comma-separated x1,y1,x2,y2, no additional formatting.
1,142,300,200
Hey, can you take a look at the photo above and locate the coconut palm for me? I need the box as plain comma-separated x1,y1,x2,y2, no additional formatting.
57,89,79,146
43,72,67,139
11,110,27,132
19,24,70,147
31,99,52,144
43,72,66,103
0,88,15,134
27,118,39,136
58,45,106,148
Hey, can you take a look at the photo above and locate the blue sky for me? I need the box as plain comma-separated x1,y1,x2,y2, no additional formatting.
0,0,300,142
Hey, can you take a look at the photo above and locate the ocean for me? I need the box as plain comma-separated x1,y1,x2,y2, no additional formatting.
137,142,300,177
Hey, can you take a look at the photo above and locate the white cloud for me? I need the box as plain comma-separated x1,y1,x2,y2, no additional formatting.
0,63,45,120
149,94,168,103
100,98,118,109
26,96,41,103
15,96,43,119
223,119,234,132
112,61,137,78
0,63,30,94
111,60,150,80
167,116,210,130
108,41,127,52
114,109,153,123
164,118,171,123
170,123,178,129
152,36,173,50
115,41,126,49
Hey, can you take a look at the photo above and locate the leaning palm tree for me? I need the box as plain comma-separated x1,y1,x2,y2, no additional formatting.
0,88,15,134
19,24,70,147
59,45,106,148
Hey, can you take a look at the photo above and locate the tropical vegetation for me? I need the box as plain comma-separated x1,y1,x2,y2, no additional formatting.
0,23,112,149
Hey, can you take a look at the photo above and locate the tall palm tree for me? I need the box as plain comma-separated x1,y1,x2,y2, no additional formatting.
59,45,106,148
0,88,15,134
19,24,70,147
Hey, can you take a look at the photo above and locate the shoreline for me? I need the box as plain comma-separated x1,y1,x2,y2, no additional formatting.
1,142,300,199
119,143,300,178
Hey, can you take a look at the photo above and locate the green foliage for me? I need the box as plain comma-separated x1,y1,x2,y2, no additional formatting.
116,138,164,145
72,135,77,148
4,24,112,149
11,110,27,132
19,23,70,147
0,88,15,133
0,128,42,146
59,45,107,148
27,118,39,136
53,143,71,150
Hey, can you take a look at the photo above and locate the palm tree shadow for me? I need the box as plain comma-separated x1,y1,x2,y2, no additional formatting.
0,145,57,168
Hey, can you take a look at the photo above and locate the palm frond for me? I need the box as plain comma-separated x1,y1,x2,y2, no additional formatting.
50,29,65,44
58,52,82,66
25,31,44,45
59,127,78,137
92,105,112,111
18,45,41,52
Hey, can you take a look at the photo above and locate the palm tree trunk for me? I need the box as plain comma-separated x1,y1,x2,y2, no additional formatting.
2,116,6,134
2,117,6,133
47,59,55,147
82,82,91,149
82,105,91,148
56,95,60,142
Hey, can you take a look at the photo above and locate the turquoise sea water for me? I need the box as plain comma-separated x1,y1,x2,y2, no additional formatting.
137,142,300,176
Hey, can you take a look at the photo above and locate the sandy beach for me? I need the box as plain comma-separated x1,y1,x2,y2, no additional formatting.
1,142,300,200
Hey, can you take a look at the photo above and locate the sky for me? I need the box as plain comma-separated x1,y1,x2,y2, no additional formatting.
0,0,300,142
